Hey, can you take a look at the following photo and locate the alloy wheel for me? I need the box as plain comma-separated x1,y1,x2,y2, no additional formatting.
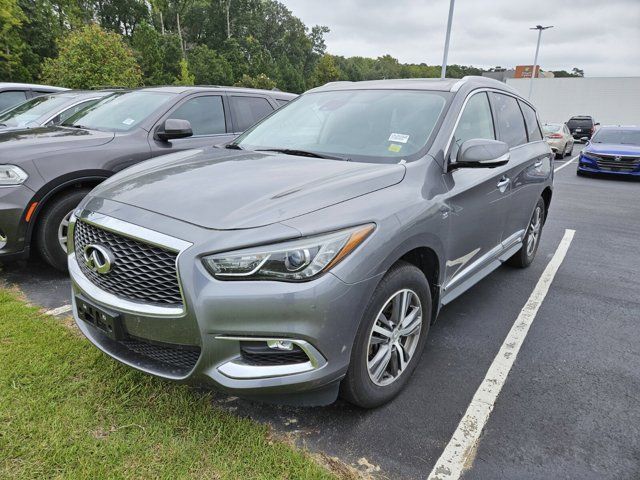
367,289,423,386
526,205,543,257
57,210,74,254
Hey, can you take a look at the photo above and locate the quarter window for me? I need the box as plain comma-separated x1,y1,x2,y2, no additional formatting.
519,100,543,142
168,95,226,136
490,92,527,148
452,92,495,157
230,96,274,132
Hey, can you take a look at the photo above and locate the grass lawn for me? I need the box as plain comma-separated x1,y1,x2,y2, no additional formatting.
0,289,338,479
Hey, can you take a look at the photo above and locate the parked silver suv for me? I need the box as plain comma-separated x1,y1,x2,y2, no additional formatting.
68,76,553,408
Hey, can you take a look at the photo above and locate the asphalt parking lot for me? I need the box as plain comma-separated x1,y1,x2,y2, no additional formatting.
2,145,639,479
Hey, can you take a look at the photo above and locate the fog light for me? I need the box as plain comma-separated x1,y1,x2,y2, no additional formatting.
0,231,6,249
267,339,294,351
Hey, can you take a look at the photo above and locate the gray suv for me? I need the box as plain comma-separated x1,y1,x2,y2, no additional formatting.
0,86,295,270
68,76,553,408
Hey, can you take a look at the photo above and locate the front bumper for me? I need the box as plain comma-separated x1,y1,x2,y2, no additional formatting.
577,155,640,177
69,212,380,403
0,185,34,259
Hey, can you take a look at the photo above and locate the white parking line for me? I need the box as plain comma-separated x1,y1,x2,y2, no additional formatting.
554,154,579,173
427,229,576,480
45,304,72,316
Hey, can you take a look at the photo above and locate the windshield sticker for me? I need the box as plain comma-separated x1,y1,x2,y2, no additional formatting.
122,118,135,125
388,144,402,153
389,133,410,144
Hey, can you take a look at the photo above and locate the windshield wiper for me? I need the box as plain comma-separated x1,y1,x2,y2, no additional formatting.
225,143,243,150
257,148,348,161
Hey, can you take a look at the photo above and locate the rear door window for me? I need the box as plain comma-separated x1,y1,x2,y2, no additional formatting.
519,101,543,142
230,96,274,132
168,95,226,136
489,92,527,148
0,91,27,111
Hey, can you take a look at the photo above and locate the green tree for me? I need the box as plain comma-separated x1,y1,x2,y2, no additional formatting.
310,54,341,87
188,44,233,85
0,0,27,81
174,58,194,85
233,73,276,90
40,24,142,88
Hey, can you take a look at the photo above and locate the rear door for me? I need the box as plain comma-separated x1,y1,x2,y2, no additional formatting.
442,91,511,291
491,93,551,245
228,94,276,133
149,93,236,157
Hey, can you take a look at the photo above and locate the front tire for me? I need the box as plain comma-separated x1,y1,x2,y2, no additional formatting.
36,189,90,271
507,197,545,268
340,261,432,408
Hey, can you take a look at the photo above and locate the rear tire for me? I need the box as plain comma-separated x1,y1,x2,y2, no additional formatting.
507,197,546,269
36,189,90,271
340,261,431,408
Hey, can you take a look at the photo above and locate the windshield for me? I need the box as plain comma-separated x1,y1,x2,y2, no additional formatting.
591,129,640,146
542,124,561,133
0,94,74,127
62,91,176,132
234,89,450,162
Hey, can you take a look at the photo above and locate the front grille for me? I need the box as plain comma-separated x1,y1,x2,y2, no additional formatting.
594,154,640,172
240,342,309,366
74,220,182,306
120,337,200,371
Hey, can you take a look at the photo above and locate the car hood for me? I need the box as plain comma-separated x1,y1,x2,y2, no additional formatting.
587,143,640,156
0,126,115,159
91,148,406,230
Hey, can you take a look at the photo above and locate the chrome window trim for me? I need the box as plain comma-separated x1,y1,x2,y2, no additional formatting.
69,211,192,317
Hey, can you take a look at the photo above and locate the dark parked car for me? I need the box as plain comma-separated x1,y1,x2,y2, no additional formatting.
0,90,114,131
0,86,296,270
0,83,68,112
577,126,640,178
567,115,598,141
67,76,554,407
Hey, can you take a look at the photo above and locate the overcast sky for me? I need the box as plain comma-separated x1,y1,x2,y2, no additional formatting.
280,0,640,76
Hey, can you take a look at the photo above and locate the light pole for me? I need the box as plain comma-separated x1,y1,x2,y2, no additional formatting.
441,0,456,79
528,25,553,99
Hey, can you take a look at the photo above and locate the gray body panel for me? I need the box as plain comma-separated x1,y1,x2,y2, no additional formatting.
67,77,554,403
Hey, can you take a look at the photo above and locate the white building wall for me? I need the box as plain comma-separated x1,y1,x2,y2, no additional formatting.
506,77,640,125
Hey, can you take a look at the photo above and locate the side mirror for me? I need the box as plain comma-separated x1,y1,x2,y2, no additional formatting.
595,122,600,126
453,139,510,169
157,118,193,141
580,136,589,142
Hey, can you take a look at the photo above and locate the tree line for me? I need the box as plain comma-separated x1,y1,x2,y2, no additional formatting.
1,0,564,93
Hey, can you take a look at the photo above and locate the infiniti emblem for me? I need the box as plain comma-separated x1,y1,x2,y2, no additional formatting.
83,244,114,274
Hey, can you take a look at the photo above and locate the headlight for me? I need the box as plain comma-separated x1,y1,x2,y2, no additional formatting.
203,224,375,281
0,165,28,185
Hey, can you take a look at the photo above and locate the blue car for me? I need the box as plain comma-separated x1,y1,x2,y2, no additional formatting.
577,126,640,177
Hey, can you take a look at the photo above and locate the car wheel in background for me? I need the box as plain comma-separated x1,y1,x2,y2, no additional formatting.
36,189,90,271
340,261,431,408
565,142,573,156
507,197,546,269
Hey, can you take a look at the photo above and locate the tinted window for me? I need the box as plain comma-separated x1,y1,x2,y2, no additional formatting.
48,99,101,126
235,90,449,162
567,118,593,128
168,95,226,136
0,91,27,111
452,92,495,154
490,92,527,148
230,96,274,132
519,101,542,141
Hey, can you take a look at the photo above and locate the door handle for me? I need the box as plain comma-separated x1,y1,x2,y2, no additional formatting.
534,159,543,168
497,175,510,192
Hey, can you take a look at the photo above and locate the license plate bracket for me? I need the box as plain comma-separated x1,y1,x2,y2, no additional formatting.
76,295,125,340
